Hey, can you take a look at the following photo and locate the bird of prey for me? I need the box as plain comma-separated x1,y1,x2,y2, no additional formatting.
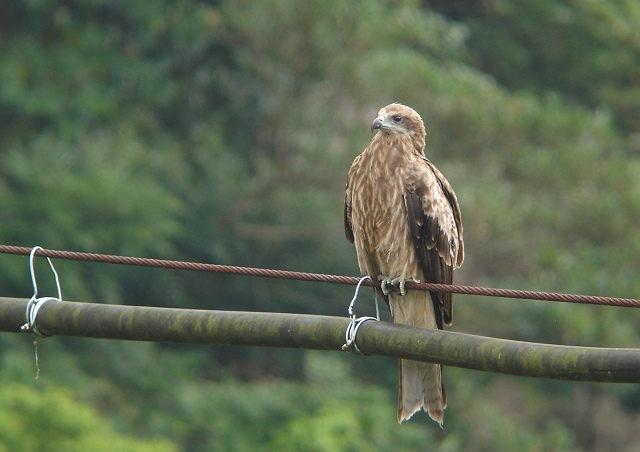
344,103,464,424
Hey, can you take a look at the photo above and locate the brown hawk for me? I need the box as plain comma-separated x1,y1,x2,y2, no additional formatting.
344,103,464,424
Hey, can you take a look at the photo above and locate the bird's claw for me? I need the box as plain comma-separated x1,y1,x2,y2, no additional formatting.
379,276,408,296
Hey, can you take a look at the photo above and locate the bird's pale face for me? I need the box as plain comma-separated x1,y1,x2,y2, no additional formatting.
371,108,404,134
370,104,425,142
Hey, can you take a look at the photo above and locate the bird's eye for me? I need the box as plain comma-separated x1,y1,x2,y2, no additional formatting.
392,115,402,123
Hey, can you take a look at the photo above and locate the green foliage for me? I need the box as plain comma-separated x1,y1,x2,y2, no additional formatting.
173,352,435,451
0,382,175,452
459,0,640,132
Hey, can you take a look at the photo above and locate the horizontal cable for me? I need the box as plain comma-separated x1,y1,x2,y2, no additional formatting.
1,245,640,308
1,296,639,382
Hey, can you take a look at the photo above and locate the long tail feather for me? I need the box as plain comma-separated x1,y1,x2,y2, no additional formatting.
389,291,446,424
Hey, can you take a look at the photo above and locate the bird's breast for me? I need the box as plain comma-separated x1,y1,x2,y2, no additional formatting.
350,156,419,279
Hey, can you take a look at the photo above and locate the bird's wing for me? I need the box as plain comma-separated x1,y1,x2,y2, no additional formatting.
404,157,463,327
344,180,354,244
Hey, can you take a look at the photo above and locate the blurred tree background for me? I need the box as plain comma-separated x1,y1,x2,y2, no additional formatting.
1,0,640,450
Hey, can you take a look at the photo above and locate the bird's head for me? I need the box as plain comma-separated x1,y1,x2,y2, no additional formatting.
371,103,426,152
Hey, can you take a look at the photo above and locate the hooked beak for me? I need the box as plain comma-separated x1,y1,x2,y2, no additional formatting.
371,117,383,133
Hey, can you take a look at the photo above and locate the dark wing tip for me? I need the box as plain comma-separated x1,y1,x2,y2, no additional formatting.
344,202,354,244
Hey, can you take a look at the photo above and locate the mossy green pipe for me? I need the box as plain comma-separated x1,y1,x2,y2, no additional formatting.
1,297,639,382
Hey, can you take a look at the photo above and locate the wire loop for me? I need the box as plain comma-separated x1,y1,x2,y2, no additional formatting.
20,246,62,337
342,276,378,355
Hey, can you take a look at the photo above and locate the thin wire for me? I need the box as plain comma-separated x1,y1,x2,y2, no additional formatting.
28,246,62,302
21,246,62,338
343,276,377,355
374,290,380,321
346,276,377,320
20,246,64,379
1,244,640,308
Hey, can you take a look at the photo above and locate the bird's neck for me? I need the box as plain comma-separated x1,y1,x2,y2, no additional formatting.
372,133,424,157
360,134,422,178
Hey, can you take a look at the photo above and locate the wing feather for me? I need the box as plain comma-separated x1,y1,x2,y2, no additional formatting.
344,195,354,244
404,158,463,327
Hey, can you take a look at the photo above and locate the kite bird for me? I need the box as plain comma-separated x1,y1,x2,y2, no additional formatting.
344,103,464,424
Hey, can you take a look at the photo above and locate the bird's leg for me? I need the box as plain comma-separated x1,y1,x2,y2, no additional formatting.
379,276,409,296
